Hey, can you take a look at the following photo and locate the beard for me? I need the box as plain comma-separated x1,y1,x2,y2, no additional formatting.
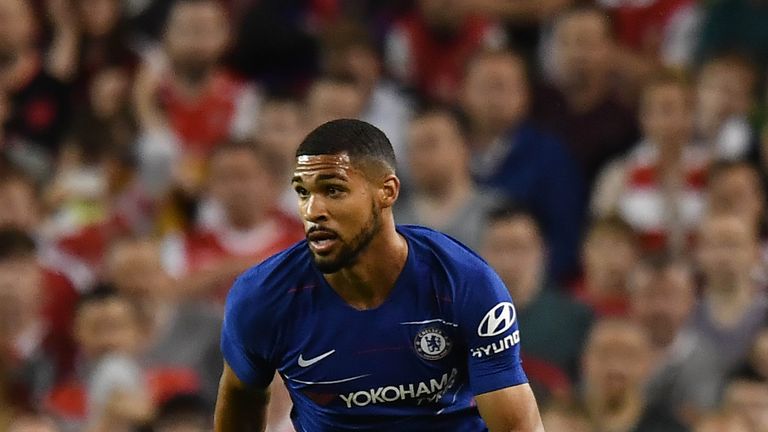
312,201,381,274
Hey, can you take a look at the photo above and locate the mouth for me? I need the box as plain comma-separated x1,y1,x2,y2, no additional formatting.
307,229,339,255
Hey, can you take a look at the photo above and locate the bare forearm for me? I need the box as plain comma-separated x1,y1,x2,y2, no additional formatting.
214,385,269,432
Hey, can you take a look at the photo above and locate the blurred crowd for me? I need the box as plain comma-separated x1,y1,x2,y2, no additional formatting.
2,0,768,431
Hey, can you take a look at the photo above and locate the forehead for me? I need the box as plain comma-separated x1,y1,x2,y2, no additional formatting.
293,154,363,180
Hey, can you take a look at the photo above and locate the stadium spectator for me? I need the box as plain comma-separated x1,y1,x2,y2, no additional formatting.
482,204,592,396
573,216,638,317
629,254,722,424
461,48,585,279
385,0,505,103
0,228,78,406
580,319,688,432
106,237,222,404
72,286,153,432
592,72,706,256
0,0,73,177
162,141,303,302
721,375,768,432
305,76,366,130
134,0,259,196
321,20,413,161
254,96,306,177
695,54,758,161
533,5,639,186
694,212,767,374
46,0,138,95
395,108,496,251
707,161,765,232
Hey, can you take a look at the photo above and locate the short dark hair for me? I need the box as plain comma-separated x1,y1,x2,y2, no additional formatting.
486,202,544,237
0,228,37,261
296,119,397,173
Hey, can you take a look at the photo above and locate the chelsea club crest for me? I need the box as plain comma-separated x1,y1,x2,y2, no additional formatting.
414,326,452,360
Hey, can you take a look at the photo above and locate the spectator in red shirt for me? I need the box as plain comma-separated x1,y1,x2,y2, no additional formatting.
162,141,303,301
385,0,505,103
0,228,75,408
592,72,707,256
134,0,260,197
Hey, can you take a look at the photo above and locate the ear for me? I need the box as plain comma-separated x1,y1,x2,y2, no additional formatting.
378,174,400,209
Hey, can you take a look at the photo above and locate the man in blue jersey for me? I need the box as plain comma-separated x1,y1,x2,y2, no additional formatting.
214,119,544,431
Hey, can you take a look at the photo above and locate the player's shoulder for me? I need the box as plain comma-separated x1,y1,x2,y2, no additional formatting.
225,240,312,319
399,225,496,280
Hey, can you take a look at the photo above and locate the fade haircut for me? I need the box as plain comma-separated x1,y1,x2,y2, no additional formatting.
296,118,397,175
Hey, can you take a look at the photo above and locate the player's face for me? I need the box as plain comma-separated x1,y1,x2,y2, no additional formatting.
292,154,383,274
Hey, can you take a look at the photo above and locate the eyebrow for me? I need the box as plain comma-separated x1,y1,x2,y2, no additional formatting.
291,173,349,183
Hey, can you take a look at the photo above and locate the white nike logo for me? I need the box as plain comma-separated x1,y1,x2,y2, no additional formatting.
298,349,336,367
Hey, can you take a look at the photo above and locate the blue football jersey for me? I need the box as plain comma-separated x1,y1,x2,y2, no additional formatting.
221,225,528,431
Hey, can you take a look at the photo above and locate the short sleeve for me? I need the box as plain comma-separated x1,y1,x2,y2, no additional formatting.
221,273,277,388
456,265,528,395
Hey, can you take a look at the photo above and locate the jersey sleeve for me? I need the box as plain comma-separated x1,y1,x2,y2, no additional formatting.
221,271,277,388
456,264,528,395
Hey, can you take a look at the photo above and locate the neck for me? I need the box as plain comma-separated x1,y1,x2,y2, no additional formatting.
324,220,408,310
587,389,644,432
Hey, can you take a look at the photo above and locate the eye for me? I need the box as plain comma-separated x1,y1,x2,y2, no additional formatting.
327,186,345,198
294,186,309,198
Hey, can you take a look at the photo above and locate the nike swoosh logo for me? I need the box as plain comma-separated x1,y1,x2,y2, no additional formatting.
298,349,335,367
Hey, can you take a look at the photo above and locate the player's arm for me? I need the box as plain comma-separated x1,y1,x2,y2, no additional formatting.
456,263,545,432
214,361,269,432
475,384,545,432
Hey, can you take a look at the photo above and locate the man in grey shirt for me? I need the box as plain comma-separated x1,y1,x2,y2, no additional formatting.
692,213,768,374
107,237,223,404
395,108,497,251
629,254,723,423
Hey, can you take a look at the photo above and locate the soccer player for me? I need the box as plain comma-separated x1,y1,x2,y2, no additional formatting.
214,119,544,431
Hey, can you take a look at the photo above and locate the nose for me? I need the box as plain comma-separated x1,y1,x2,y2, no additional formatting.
303,194,328,223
